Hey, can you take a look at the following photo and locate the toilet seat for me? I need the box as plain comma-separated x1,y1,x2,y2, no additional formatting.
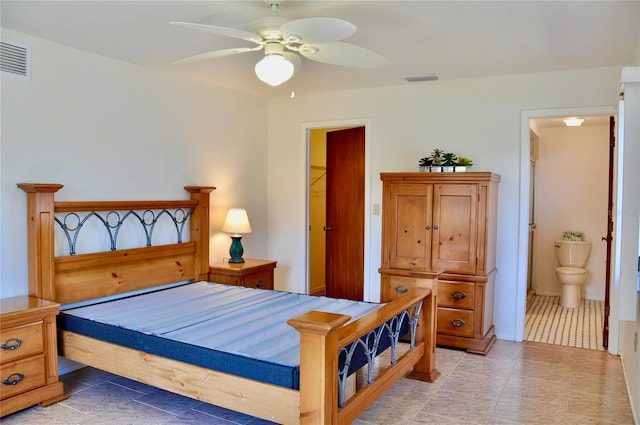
556,266,585,275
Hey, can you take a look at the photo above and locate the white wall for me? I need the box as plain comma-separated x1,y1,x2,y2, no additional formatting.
534,125,609,300
266,66,622,342
0,30,269,298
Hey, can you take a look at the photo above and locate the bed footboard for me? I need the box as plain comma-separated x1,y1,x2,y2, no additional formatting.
288,286,438,425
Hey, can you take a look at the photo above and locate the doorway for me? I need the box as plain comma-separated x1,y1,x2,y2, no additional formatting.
519,107,617,352
308,125,366,300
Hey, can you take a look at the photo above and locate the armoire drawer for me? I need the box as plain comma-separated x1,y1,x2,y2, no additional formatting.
381,274,437,302
0,354,47,400
437,308,474,337
438,281,475,310
0,321,44,364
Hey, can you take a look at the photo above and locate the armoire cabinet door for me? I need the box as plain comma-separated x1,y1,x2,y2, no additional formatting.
384,183,433,270
432,183,478,274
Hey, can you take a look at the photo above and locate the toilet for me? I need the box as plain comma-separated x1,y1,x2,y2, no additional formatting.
554,239,592,308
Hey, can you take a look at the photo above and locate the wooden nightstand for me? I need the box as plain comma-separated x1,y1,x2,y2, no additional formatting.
0,296,67,417
208,259,277,290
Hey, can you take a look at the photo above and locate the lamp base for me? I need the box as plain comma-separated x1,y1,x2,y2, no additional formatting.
228,235,245,264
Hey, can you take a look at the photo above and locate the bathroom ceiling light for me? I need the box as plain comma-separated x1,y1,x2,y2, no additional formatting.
563,117,584,127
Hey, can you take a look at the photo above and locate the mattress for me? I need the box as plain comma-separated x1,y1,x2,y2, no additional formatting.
58,282,395,389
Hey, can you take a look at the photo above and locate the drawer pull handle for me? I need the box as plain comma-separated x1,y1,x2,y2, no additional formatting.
395,285,409,294
1,338,22,351
255,280,264,288
452,291,467,300
3,373,24,386
451,318,466,328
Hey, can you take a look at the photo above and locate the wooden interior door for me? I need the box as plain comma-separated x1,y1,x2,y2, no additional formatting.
325,127,365,300
432,183,478,274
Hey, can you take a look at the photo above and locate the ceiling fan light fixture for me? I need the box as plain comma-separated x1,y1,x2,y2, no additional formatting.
255,53,294,86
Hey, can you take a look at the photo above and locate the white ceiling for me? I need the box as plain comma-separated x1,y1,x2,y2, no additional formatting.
1,1,639,98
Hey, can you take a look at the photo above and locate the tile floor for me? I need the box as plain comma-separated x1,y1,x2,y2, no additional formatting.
2,340,634,424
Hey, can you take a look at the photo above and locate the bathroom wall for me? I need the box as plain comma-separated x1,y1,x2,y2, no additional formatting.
533,123,609,300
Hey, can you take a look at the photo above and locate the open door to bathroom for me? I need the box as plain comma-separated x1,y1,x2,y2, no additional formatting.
602,116,615,349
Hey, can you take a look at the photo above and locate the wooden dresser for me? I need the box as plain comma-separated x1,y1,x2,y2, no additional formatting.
0,296,67,417
379,172,500,354
208,259,277,290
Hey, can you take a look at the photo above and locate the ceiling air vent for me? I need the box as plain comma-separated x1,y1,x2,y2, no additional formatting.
1,40,31,80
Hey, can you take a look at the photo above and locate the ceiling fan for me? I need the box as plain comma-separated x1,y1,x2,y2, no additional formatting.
170,0,387,86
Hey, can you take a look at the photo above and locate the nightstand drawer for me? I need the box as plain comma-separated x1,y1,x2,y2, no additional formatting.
0,321,44,364
244,270,274,289
437,308,474,337
210,274,242,286
0,353,47,400
438,281,475,310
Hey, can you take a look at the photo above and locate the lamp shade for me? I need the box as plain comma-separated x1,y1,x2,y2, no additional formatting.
255,54,294,86
222,208,252,235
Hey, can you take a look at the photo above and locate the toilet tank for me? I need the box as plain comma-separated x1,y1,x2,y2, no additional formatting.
554,240,592,267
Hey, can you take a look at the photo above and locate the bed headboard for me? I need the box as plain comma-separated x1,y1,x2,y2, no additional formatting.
18,183,215,305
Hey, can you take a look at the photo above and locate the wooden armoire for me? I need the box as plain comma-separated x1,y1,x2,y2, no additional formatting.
379,172,500,354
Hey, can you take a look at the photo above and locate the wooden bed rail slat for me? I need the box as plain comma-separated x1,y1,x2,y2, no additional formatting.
54,200,199,212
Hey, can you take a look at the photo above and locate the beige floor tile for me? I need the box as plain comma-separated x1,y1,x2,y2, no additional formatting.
490,397,567,424
418,389,499,424
510,358,573,382
567,391,635,424
439,370,509,399
0,402,92,425
500,374,570,406
1,341,633,425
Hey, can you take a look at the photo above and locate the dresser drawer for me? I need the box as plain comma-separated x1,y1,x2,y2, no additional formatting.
0,354,47,400
438,281,475,310
0,321,44,364
437,308,474,337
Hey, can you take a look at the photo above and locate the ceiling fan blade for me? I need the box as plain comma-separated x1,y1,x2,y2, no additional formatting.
280,18,356,44
299,42,387,68
173,47,261,65
170,22,263,44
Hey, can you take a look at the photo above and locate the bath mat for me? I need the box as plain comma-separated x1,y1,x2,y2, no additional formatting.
525,295,605,351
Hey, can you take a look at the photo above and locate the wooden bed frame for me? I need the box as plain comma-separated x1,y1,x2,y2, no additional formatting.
18,183,440,424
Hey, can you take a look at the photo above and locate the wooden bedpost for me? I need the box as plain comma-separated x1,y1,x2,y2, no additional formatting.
287,311,351,425
407,274,441,383
17,183,64,300
407,283,441,382
185,186,215,282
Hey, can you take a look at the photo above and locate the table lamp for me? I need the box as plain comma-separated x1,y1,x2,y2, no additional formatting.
222,208,252,263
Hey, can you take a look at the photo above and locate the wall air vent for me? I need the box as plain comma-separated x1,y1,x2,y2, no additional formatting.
1,40,31,80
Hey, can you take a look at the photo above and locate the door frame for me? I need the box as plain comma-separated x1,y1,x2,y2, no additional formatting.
302,118,373,300
518,105,618,353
